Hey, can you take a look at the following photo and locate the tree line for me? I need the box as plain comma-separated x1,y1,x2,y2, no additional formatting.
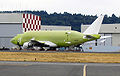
0,11,120,31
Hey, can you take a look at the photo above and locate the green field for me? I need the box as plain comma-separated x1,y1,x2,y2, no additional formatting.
0,52,120,63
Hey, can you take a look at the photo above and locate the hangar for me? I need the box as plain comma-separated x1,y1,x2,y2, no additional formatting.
0,13,71,49
81,24,120,46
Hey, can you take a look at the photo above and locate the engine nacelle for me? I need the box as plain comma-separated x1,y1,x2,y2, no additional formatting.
23,42,32,49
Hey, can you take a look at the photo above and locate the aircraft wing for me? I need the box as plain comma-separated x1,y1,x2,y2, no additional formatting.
30,40,57,47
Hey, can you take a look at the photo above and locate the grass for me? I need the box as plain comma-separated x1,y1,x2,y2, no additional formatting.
0,52,120,63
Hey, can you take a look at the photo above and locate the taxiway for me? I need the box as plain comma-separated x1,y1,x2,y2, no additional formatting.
0,61,120,76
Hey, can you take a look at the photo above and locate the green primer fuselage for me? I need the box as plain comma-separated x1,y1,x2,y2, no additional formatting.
11,30,100,47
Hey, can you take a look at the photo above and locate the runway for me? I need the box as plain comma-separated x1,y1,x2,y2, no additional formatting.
0,61,120,76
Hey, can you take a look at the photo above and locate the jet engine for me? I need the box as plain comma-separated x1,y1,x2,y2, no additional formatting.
23,42,33,49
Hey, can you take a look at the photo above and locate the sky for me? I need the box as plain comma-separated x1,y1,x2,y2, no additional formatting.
0,0,120,16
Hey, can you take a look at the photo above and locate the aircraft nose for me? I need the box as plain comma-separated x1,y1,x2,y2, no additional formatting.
11,38,17,44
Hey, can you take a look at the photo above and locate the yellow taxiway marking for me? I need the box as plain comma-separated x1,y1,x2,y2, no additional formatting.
83,64,87,76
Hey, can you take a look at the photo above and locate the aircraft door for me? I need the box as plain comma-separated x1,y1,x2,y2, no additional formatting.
65,32,71,44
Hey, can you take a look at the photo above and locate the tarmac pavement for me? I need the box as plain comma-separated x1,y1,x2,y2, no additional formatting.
0,61,120,76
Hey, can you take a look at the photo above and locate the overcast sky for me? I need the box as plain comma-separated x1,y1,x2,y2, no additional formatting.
1,0,120,16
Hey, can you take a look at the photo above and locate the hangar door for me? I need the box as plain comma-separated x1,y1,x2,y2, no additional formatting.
0,37,14,48
0,23,23,48
97,34,112,46
0,23,23,37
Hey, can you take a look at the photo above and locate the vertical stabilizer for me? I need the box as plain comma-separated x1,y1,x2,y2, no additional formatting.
83,15,104,34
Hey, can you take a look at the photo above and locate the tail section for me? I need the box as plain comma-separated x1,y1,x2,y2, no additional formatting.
83,15,104,34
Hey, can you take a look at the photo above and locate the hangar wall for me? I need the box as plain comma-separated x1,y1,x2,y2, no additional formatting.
0,13,24,48
112,34,120,46
41,25,71,31
0,23,23,48
0,13,22,23
0,23,22,37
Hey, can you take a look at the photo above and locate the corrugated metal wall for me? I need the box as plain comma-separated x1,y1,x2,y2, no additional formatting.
0,13,22,23
0,23,23,48
0,23,22,37
97,34,104,46
0,37,14,48
112,34,120,46
41,25,71,31
104,34,112,46
81,24,120,34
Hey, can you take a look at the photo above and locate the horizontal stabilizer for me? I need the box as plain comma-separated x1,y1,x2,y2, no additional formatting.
83,39,106,45
100,39,106,43
100,36,112,39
